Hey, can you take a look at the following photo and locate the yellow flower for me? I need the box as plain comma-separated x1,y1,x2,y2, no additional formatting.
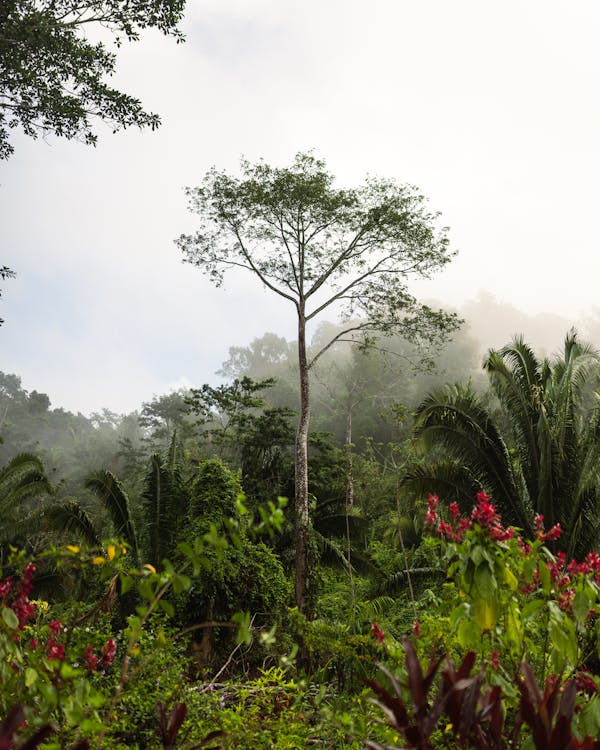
107,545,116,561
31,599,49,614
143,563,157,574
120,545,127,556
92,556,105,566
66,545,80,554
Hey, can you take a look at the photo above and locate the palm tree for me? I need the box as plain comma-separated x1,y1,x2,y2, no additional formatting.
49,433,188,567
405,331,600,558
0,453,53,556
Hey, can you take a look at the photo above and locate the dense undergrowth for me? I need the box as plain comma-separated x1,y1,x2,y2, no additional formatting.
5,492,600,748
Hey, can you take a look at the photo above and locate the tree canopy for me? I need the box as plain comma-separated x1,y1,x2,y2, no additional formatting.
0,0,186,159
177,152,460,611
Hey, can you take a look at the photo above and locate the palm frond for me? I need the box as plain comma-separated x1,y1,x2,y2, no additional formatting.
86,470,139,560
44,500,101,546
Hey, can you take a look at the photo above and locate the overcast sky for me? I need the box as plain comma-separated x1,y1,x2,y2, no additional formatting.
2,0,600,414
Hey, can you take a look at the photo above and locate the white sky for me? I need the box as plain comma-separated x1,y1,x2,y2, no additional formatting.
2,0,600,414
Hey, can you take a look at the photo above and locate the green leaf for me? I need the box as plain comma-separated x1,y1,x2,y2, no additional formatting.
539,562,551,595
232,611,252,646
474,562,496,599
1,607,19,629
457,618,481,649
449,602,470,630
522,599,544,620
158,599,174,617
25,667,38,687
38,683,58,708
172,573,191,594
473,596,499,631
502,566,518,591
119,572,133,595
573,589,591,625
59,662,81,679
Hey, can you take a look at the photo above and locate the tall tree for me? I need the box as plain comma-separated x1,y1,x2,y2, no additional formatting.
177,152,459,611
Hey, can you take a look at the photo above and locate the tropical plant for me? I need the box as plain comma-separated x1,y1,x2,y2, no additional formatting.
0,453,52,555
406,331,600,557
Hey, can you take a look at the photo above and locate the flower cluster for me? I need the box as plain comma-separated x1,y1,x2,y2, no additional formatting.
81,638,117,672
534,514,562,543
101,637,117,668
425,492,517,544
0,562,36,629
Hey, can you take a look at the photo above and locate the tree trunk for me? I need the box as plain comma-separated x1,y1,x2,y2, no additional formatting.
294,308,310,612
345,406,354,509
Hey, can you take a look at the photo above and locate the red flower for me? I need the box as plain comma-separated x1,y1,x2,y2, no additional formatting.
576,672,599,694
491,650,499,670
46,637,65,661
427,493,439,510
542,524,562,542
534,514,545,533
83,645,98,672
471,496,498,528
449,502,460,519
101,637,117,667
412,620,421,639
0,577,12,598
489,524,515,542
370,622,385,644
48,619,62,636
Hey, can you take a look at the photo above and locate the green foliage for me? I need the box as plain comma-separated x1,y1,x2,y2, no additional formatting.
85,470,139,561
179,538,289,668
0,452,53,554
189,458,242,526
142,448,187,568
408,331,600,557
0,0,186,159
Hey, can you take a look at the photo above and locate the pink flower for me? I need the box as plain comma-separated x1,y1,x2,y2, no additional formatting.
424,507,438,527
370,622,385,644
424,493,439,528
427,493,439,510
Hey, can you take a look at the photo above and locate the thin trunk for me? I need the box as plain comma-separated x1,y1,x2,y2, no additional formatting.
345,407,354,508
295,307,310,612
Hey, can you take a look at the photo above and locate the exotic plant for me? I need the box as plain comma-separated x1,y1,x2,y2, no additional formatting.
407,331,600,558
365,491,600,748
